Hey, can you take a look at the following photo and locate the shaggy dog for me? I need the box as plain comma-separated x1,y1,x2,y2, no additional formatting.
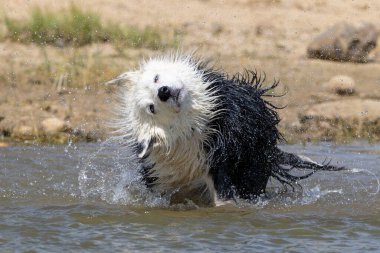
107,54,344,206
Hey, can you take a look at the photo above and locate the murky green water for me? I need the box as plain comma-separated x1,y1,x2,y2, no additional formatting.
1,142,380,252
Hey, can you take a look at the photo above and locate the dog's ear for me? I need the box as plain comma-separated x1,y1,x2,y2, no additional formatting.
105,71,139,86
136,138,154,159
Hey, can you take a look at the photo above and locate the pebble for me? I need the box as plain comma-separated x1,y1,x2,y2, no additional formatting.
324,75,356,96
41,118,66,135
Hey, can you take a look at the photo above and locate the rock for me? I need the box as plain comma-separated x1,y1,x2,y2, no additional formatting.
41,118,66,135
324,75,356,96
319,121,331,129
307,22,378,63
290,120,302,129
13,125,34,137
301,99,380,121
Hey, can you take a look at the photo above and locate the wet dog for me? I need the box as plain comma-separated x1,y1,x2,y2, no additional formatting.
107,54,344,206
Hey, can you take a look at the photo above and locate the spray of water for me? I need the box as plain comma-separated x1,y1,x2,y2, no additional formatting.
349,168,380,195
78,139,170,207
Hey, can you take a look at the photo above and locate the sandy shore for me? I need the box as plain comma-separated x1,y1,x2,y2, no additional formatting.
1,0,380,144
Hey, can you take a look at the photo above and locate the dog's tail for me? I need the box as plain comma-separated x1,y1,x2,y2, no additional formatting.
271,148,345,189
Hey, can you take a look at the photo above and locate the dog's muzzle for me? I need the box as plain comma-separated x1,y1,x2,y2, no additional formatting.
158,86,181,103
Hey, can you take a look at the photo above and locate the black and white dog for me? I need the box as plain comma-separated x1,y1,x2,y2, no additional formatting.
107,54,344,206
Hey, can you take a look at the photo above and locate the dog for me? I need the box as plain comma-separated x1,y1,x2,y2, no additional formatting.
107,54,344,206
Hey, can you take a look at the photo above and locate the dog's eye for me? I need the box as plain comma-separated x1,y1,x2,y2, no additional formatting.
148,104,155,114
154,74,159,83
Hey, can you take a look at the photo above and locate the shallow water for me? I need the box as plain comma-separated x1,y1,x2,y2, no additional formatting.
1,142,380,252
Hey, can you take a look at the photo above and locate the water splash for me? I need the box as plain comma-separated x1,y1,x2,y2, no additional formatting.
75,141,380,209
300,185,343,205
349,168,380,195
78,140,169,207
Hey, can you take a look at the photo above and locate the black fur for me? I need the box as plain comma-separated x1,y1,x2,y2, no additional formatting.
202,69,344,200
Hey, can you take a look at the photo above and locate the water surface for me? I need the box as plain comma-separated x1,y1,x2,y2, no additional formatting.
1,142,379,252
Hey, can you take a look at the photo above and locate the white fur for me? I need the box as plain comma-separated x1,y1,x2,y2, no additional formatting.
109,54,220,202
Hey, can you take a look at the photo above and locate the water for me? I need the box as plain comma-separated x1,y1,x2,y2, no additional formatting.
1,142,380,252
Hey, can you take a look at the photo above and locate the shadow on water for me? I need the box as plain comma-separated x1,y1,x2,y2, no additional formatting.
0,141,380,251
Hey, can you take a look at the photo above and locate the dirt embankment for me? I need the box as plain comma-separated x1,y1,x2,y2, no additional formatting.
1,0,380,144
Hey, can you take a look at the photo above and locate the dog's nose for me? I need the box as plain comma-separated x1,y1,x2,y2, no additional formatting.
158,86,171,102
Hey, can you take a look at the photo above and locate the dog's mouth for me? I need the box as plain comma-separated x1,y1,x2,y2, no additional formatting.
171,89,182,113
172,90,181,105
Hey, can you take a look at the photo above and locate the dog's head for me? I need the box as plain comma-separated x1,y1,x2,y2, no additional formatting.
108,55,216,155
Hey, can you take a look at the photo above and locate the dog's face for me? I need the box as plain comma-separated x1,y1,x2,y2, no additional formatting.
108,56,214,152
130,59,195,124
